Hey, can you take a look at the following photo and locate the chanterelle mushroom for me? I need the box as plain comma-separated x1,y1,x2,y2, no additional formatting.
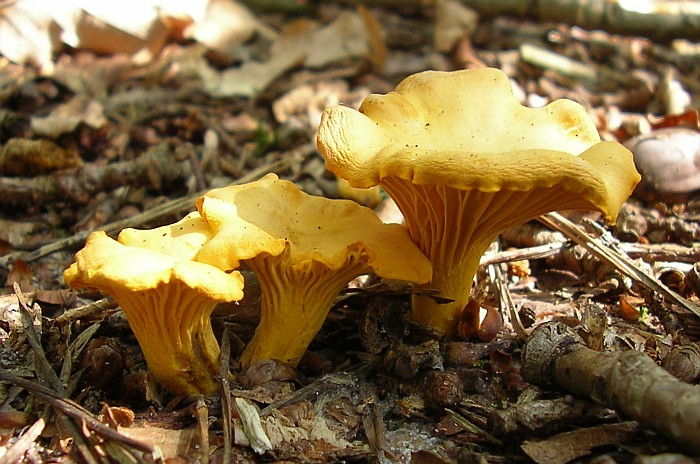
64,213,245,395
316,68,641,336
195,173,432,367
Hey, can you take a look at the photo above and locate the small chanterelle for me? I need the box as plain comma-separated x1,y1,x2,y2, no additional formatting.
64,213,245,395
316,67,641,336
195,173,432,368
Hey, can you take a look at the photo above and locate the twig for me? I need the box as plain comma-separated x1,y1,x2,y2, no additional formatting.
538,212,700,319
457,0,700,41
196,396,210,464
54,298,113,325
0,143,191,207
522,322,700,455
480,241,569,266
220,329,233,464
483,238,700,266
519,43,597,81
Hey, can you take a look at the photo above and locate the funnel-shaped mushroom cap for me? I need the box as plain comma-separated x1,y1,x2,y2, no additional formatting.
196,173,431,366
64,229,244,395
316,68,641,335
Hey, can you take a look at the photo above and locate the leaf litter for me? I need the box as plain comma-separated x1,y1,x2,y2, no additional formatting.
0,1,699,463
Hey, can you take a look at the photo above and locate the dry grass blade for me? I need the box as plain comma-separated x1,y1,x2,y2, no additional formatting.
220,329,233,464
196,396,210,464
538,212,700,319
2,417,45,463
489,262,528,341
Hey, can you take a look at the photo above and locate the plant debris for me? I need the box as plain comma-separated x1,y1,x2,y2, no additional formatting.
0,1,700,463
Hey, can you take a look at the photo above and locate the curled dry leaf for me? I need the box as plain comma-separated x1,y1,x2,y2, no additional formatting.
30,96,107,138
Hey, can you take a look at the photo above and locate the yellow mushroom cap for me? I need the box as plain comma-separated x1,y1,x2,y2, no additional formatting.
64,230,244,395
317,67,640,223
195,173,432,366
118,211,214,261
195,173,431,283
316,68,641,335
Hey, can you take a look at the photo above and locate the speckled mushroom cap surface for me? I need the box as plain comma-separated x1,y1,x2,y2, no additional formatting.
316,67,640,223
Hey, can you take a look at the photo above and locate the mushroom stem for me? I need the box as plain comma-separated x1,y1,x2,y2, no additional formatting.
412,251,484,335
240,252,369,368
383,178,602,337
117,286,222,395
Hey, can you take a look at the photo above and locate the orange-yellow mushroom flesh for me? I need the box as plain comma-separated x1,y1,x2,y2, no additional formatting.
64,227,244,395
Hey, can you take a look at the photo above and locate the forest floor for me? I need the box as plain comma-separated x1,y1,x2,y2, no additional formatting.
0,1,699,463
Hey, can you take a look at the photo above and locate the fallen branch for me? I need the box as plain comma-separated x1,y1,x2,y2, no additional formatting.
0,157,295,267
458,0,700,41
521,321,700,455
0,142,191,207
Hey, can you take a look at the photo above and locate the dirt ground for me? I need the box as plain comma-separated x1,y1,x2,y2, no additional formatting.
0,1,699,463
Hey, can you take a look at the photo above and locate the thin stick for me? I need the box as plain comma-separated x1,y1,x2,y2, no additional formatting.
196,396,210,464
220,329,233,464
539,212,700,319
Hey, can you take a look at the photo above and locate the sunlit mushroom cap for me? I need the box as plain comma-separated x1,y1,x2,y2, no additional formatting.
64,230,244,304
317,68,640,222
195,173,431,283
117,211,214,261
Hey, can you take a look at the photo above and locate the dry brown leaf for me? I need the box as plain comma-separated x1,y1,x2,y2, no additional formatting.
119,424,198,460
0,0,58,73
0,139,83,176
30,96,107,138
183,0,269,55
0,1,257,71
521,422,638,464
6,259,34,293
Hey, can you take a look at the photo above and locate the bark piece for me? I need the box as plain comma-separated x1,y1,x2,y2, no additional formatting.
0,142,190,206
522,322,700,455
